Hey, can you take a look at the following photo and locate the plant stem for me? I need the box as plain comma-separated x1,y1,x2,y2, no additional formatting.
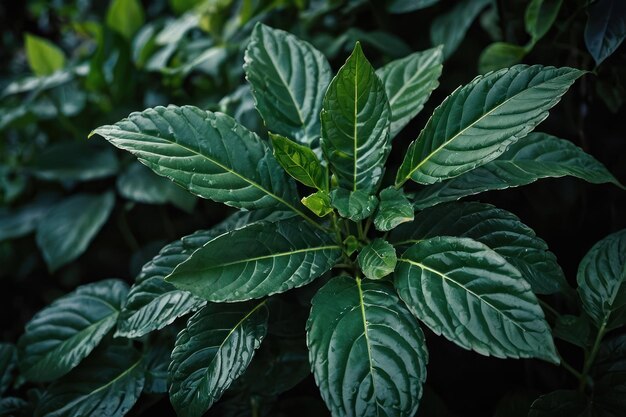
578,321,607,391
539,299,560,319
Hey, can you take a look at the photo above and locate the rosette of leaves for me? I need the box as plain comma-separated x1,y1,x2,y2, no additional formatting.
18,23,623,417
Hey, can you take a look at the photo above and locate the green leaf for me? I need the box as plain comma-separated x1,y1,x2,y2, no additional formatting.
343,235,360,256
357,239,397,280
17,279,128,382
0,344,17,396
592,372,626,416
585,0,626,66
0,194,57,241
478,42,527,74
395,236,558,362
594,334,626,376
528,390,588,417
244,23,331,146
302,191,333,217
390,202,568,295
330,188,378,221
270,133,327,191
525,0,563,44
117,162,196,212
91,106,310,217
387,0,439,13
412,132,623,209
169,302,268,417
166,219,341,302
430,0,491,58
376,46,443,138
553,314,592,348
321,42,391,193
25,34,66,76
29,142,119,182
143,343,171,394
35,342,145,417
106,0,145,40
373,186,414,232
396,66,584,186
307,277,427,417
577,229,626,330
0,397,28,416
35,192,115,271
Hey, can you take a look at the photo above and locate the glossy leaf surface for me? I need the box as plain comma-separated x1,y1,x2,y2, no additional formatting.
357,239,397,280
270,133,327,191
330,188,378,222
585,0,626,65
373,187,414,232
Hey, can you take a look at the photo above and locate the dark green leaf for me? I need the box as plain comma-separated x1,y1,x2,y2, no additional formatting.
244,23,331,146
585,0,626,65
430,0,491,58
343,235,360,256
390,202,568,295
577,229,626,330
528,390,588,417
593,372,626,416
330,188,378,221
143,342,171,394
395,236,558,362
388,0,439,13
25,34,65,76
35,192,115,271
301,191,333,217
412,132,622,209
493,390,536,417
357,238,397,280
106,0,145,40
525,0,563,43
373,187,414,232
307,277,428,417
167,219,341,302
553,314,592,348
0,397,28,416
321,42,391,193
0,194,57,241
396,66,583,186
594,334,626,376
169,302,268,417
30,142,119,182
0,344,16,396
18,279,128,382
270,133,327,191
478,42,527,74
376,46,443,138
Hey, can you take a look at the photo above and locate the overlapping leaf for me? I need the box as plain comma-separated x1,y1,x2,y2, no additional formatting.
307,277,428,417
29,142,119,182
585,0,626,65
357,239,397,280
270,133,327,191
373,187,414,232
395,236,558,362
396,66,584,186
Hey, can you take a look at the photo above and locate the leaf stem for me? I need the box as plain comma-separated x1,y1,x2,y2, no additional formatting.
539,299,560,319
578,321,607,392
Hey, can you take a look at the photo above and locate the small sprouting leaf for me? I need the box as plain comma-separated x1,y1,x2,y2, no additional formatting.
29,142,119,182
106,0,145,40
25,34,66,76
357,239,397,280
478,42,527,74
330,188,378,221
168,302,268,417
35,192,115,271
343,235,360,256
376,46,443,138
18,279,128,382
430,0,491,58
301,191,333,217
396,66,584,186
395,236,558,362
577,229,626,330
270,133,327,191
321,42,391,193
166,219,341,302
0,344,17,396
585,0,626,65
244,23,331,146
525,0,564,44
373,186,414,232
307,277,428,417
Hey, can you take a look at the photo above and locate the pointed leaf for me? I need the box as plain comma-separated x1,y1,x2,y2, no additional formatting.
357,239,397,280
396,66,584,186
25,34,66,76
307,277,428,417
321,43,391,193
395,236,558,362
166,219,341,302
0,344,17,396
390,202,568,295
330,188,378,222
525,0,563,43
376,46,443,138
373,187,414,232
577,229,626,330
18,279,129,382
168,302,268,417
585,0,626,65
270,133,327,191
106,0,145,40
244,23,331,145
430,0,491,58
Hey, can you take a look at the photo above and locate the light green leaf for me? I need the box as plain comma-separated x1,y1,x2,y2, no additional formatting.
244,23,331,146
357,239,397,280
396,66,584,186
373,186,414,232
106,0,145,40
330,188,378,222
387,0,439,13
395,236,558,362
91,106,310,219
577,229,626,330
376,46,443,138
585,0,626,66
35,342,145,417
270,133,327,191
302,191,333,217
343,235,360,256
0,344,17,396
321,42,391,193
478,42,527,74
307,277,428,417
35,192,115,271
25,34,66,76
117,162,196,212
525,0,563,44
17,279,128,382
412,132,623,210
430,0,491,58
169,302,268,417
30,142,119,182
390,202,568,295
166,219,341,302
